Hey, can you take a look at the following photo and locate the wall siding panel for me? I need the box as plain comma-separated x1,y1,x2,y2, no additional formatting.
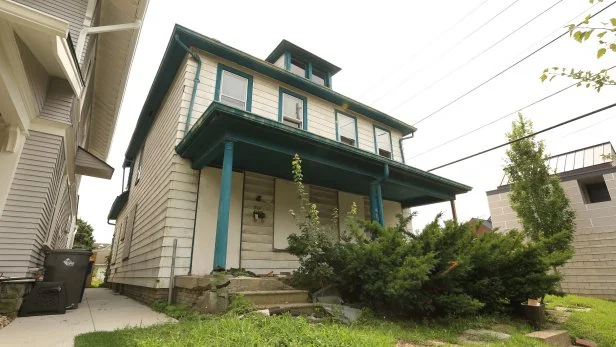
13,0,88,46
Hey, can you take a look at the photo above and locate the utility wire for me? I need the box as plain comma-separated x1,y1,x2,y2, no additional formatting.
356,0,493,100
388,0,564,113
368,0,521,105
412,0,616,126
409,65,615,160
427,102,616,172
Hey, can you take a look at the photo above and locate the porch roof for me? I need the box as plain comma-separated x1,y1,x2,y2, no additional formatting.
176,103,471,208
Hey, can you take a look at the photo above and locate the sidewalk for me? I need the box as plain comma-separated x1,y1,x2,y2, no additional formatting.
0,288,174,346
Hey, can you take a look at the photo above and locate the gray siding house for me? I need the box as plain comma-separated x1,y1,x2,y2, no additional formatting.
488,142,616,299
107,25,471,301
0,0,149,278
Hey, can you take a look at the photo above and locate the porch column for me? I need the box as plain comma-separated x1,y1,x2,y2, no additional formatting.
376,184,385,226
369,183,378,222
213,141,234,269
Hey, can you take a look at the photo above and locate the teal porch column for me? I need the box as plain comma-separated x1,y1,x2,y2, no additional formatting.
376,184,385,226
213,141,234,269
369,183,378,222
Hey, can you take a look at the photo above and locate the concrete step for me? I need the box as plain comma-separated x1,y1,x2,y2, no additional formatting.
258,303,322,315
236,290,310,306
526,330,571,347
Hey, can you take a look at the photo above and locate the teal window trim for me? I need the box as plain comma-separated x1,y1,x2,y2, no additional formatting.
135,145,144,185
284,51,291,70
307,62,313,80
373,125,393,159
335,111,359,148
326,71,332,88
278,87,308,130
214,63,253,112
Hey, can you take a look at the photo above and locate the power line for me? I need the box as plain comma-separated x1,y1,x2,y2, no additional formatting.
409,65,616,160
412,0,616,126
427,102,616,172
388,0,564,113
356,0,493,100
368,0,521,105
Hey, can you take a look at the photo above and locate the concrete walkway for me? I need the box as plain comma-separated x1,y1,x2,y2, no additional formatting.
0,288,174,346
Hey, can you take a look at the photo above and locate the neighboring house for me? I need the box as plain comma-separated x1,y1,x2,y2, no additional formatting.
487,142,616,299
469,217,492,235
0,0,149,278
91,242,110,282
106,25,471,300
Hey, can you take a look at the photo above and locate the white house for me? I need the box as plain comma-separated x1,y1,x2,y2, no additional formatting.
107,25,471,301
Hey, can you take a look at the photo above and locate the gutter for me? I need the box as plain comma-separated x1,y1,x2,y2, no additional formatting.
174,35,202,136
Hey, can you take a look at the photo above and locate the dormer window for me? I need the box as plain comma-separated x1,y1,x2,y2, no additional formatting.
290,58,306,77
311,67,326,86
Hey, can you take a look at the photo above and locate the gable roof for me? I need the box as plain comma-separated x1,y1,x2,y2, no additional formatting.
265,39,342,75
123,24,416,167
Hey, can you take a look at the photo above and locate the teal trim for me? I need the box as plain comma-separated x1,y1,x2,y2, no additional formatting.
373,125,393,159
335,111,359,148
278,87,308,130
307,62,313,80
326,71,332,88
215,63,253,112
174,35,201,136
376,183,384,226
213,141,235,269
284,51,291,70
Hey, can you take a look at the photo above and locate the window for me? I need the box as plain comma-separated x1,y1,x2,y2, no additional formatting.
290,58,306,77
336,112,357,147
374,126,392,159
215,64,253,111
311,67,326,86
279,89,307,129
579,175,611,204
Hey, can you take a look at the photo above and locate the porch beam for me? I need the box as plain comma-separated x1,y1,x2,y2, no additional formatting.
191,142,222,169
213,140,234,269
385,177,453,201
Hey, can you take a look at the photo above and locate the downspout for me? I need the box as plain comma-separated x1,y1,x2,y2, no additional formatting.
399,131,415,164
174,35,202,136
371,163,389,226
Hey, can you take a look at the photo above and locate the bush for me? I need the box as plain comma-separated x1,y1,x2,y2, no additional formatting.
286,154,561,318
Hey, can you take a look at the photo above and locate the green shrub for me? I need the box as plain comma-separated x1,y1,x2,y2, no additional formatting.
286,154,561,318
151,300,199,320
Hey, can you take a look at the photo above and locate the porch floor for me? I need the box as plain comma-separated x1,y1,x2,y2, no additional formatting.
0,288,174,346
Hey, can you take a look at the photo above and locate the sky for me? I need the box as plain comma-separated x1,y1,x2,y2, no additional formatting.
78,0,616,243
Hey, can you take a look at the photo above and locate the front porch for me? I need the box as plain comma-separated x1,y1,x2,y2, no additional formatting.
176,102,471,274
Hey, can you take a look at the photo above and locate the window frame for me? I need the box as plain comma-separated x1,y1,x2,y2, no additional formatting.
335,111,359,148
373,125,393,159
135,145,144,185
283,52,331,87
214,63,253,112
278,87,308,130
579,175,612,204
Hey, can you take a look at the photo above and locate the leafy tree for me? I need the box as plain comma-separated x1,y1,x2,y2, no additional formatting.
504,114,576,273
73,218,95,250
540,0,616,91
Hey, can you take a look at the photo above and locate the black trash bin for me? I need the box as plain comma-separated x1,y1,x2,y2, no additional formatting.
44,249,92,309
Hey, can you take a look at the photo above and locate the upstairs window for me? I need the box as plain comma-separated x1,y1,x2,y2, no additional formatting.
374,126,392,159
336,112,357,147
290,58,306,77
279,88,307,129
216,64,253,111
579,175,611,204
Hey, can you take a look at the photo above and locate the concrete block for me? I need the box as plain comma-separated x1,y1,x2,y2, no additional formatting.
526,330,570,347
237,289,310,306
575,338,597,347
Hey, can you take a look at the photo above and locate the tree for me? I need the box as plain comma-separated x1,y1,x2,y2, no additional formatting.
540,0,616,91
504,114,576,273
73,218,95,250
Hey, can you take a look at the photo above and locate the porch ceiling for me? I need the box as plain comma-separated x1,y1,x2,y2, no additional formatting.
176,103,471,208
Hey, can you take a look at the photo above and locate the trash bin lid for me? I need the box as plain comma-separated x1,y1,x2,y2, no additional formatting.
46,249,92,256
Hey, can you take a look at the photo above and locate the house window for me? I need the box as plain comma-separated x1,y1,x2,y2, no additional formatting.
336,112,357,147
579,175,611,204
290,58,306,77
279,88,307,129
216,64,253,111
374,126,392,159
311,67,326,86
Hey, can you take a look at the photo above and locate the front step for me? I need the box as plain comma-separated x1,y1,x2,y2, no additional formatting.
236,290,310,306
262,303,323,316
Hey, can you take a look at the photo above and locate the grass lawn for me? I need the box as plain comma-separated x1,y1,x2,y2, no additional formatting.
544,294,616,347
75,313,545,347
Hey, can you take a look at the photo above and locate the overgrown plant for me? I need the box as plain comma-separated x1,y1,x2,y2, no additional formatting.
504,115,576,276
286,154,561,317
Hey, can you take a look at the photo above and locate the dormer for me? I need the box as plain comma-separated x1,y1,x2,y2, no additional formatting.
266,40,341,89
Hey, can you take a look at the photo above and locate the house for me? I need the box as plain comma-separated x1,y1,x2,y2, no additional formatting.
487,142,616,299
89,243,110,285
469,217,492,235
106,25,471,301
0,0,148,278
